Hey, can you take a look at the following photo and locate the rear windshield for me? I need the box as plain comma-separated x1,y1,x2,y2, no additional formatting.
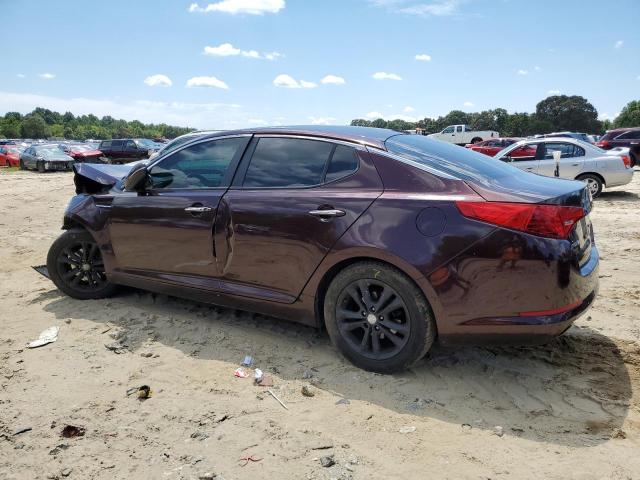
385,134,518,182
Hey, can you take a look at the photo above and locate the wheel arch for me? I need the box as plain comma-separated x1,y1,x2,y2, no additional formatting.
575,171,605,186
312,254,441,332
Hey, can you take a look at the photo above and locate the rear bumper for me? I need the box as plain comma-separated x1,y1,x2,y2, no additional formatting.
433,229,600,344
605,169,633,188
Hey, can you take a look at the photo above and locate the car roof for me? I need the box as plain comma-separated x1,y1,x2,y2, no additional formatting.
195,125,405,150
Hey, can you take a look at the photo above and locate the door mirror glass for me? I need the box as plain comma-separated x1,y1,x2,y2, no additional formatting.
124,163,149,191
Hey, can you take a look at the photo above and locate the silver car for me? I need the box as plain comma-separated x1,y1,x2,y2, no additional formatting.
494,137,633,197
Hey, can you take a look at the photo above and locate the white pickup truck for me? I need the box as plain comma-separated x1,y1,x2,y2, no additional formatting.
428,124,499,146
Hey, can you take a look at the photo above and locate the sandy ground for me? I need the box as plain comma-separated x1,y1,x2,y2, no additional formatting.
1,168,639,480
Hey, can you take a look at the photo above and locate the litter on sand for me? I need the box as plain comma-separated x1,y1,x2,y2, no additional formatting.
241,355,253,367
267,389,288,410
61,425,86,438
254,368,263,383
137,385,152,400
26,326,59,348
234,367,250,378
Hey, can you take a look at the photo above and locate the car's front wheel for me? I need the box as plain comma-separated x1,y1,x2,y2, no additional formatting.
46,229,117,300
324,261,436,373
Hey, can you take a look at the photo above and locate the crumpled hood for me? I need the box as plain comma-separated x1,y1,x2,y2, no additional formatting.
73,161,147,193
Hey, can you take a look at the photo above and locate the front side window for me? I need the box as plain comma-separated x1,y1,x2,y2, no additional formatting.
442,126,454,134
509,145,537,161
148,137,245,189
456,126,463,133
243,137,334,188
616,130,640,140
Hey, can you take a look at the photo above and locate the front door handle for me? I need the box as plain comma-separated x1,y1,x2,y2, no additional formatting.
185,206,213,213
525,167,535,170
309,209,346,218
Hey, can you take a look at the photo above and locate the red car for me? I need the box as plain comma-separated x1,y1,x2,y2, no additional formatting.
465,138,528,157
0,145,21,167
61,144,104,163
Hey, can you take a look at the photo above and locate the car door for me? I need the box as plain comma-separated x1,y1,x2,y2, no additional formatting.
22,147,36,168
214,136,383,303
108,136,250,285
537,142,585,178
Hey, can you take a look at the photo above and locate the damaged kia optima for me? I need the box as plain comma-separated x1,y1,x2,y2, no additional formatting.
45,126,599,373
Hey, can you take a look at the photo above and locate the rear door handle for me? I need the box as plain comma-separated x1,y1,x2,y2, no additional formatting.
525,167,535,170
309,209,346,218
185,206,213,213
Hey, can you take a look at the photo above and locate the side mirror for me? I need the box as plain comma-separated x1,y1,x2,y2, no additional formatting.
124,163,149,192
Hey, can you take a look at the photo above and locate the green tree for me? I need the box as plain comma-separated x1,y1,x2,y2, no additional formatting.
535,95,601,133
370,118,388,129
350,119,372,127
21,114,49,138
613,100,640,128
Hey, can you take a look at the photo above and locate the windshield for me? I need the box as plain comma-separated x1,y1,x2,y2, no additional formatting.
385,134,520,182
69,144,93,152
36,147,68,158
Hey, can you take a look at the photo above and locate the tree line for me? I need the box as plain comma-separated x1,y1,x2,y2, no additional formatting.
351,96,640,135
0,107,193,140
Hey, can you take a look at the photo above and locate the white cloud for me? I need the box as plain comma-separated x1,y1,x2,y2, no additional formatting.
0,91,250,129
599,112,619,121
308,116,337,125
186,76,230,89
203,43,282,60
372,72,402,81
38,73,56,80
614,40,623,49
16,73,25,78
273,74,316,88
415,53,431,61
143,74,172,87
517,69,528,75
534,65,541,71
366,111,385,119
188,0,285,14
320,75,346,85
399,0,461,16
463,101,474,107
547,89,561,95
403,106,415,112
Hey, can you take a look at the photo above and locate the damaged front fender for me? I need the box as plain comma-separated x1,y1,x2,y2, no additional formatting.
73,162,145,194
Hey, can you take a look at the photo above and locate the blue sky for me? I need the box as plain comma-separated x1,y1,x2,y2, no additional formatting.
1,0,639,129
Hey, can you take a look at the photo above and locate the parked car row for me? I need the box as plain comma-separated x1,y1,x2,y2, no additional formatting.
464,135,634,196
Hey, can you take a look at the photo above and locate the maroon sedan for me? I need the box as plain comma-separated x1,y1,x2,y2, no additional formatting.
465,138,529,157
45,126,598,373
62,144,104,163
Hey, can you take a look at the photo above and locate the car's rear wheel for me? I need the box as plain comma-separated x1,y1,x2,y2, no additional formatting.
471,137,483,144
324,261,436,373
46,229,117,300
19,159,25,170
577,173,603,198
37,161,45,173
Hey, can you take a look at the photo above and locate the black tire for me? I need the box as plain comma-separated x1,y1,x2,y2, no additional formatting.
37,161,45,173
19,159,26,170
46,229,117,300
324,261,436,373
471,137,483,144
631,152,637,168
577,173,603,198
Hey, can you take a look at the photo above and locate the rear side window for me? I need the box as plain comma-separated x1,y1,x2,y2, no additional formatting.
112,140,124,148
243,137,334,188
101,141,111,149
325,145,358,182
544,142,584,158
616,130,640,140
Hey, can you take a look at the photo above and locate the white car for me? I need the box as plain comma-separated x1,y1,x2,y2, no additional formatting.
428,124,499,146
494,137,633,197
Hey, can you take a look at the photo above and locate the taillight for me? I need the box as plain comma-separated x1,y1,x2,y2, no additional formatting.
596,140,610,148
455,201,585,239
621,155,631,168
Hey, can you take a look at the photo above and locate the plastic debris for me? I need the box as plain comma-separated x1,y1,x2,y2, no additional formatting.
234,367,249,378
32,265,50,279
61,425,86,438
257,375,273,387
301,385,315,397
320,455,335,468
137,385,152,400
267,389,288,410
254,368,263,383
13,427,32,436
399,426,416,434
241,355,253,367
493,426,504,437
27,326,59,348
238,454,262,467
335,398,350,405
